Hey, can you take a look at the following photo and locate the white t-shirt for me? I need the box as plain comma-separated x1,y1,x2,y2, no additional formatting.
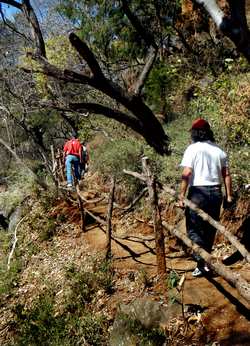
180,141,228,186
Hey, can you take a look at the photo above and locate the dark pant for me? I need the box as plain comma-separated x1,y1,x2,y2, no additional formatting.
185,185,222,266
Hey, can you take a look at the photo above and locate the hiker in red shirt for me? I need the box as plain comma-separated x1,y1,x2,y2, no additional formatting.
63,131,82,187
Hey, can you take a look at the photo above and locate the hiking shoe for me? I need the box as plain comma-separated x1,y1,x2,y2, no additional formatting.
67,183,73,188
192,267,203,277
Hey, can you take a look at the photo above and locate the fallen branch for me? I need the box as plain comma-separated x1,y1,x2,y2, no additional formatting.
162,221,250,303
83,207,106,226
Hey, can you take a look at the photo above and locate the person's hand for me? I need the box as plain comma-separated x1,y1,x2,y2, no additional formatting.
223,195,235,210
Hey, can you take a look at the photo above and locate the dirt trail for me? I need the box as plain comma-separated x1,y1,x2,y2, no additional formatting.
83,214,250,345
73,174,250,344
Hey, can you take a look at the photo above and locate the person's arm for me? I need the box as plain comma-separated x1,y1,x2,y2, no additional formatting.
178,167,192,208
222,167,233,202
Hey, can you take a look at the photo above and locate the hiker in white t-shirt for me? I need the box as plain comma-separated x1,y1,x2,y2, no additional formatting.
178,118,233,277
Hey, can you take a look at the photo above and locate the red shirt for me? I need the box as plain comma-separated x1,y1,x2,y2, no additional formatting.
63,139,82,157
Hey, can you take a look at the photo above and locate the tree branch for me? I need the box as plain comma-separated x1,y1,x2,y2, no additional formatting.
123,169,147,182
121,0,158,49
0,6,32,42
163,185,250,264
40,100,151,141
0,0,22,10
29,54,170,155
22,0,46,57
0,137,48,190
69,33,104,78
132,47,157,95
7,216,27,270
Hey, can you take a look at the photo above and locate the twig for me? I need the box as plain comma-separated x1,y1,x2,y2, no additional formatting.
117,187,148,214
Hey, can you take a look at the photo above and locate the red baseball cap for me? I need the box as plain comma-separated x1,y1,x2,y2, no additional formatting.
190,118,210,130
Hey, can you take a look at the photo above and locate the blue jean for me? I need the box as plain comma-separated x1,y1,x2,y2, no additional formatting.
65,155,81,185
185,185,222,266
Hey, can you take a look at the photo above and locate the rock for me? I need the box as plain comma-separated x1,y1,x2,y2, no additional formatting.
109,298,182,346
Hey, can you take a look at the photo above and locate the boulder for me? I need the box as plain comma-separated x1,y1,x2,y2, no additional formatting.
110,298,182,346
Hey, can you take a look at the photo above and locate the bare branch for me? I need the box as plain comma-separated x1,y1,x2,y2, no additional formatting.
0,137,48,190
132,47,157,95
29,54,170,154
0,6,32,42
22,0,46,57
7,216,27,271
27,53,95,84
39,100,145,137
123,169,147,182
0,0,22,10
118,187,148,213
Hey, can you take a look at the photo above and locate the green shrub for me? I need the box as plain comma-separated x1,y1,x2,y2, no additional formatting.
0,257,22,297
13,295,66,346
65,258,114,311
92,137,164,202
13,291,109,346
0,232,22,297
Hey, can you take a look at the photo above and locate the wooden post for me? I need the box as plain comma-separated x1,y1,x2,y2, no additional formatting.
105,176,116,260
78,193,86,232
57,148,65,182
142,157,166,278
